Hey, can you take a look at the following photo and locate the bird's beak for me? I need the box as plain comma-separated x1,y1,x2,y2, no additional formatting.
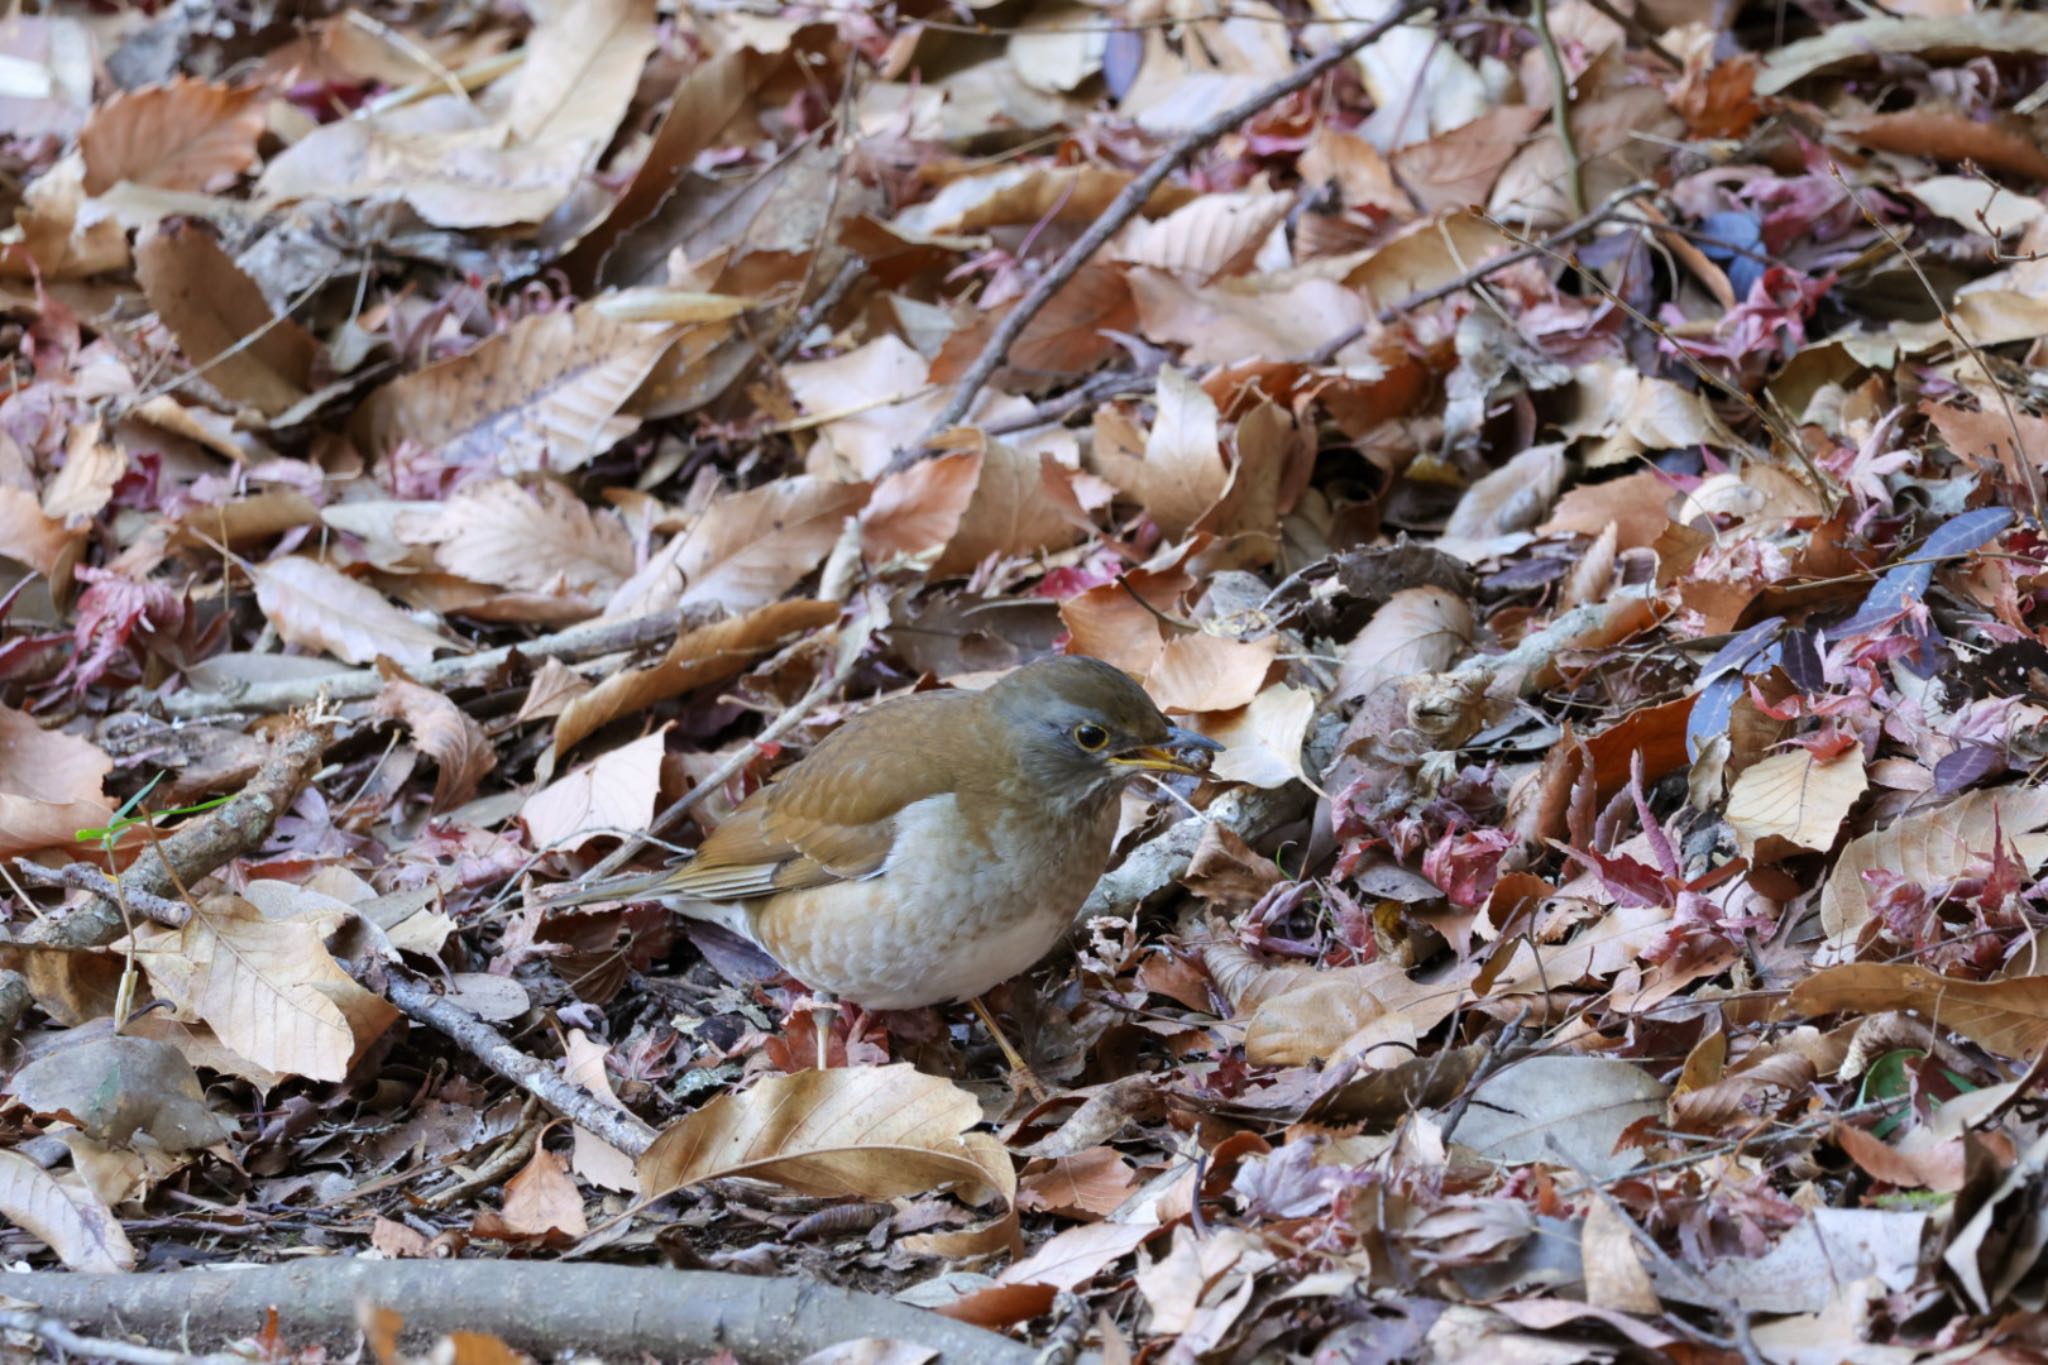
1111,725,1223,777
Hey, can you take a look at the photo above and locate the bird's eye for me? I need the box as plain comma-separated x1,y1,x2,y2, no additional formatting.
1073,722,1110,752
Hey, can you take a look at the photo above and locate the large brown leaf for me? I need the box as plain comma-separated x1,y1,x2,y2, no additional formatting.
0,1149,134,1272
374,676,497,811
636,1065,1013,1209
358,305,676,475
136,220,321,417
1791,965,2048,1063
123,895,399,1083
604,478,867,621
1820,786,2048,953
504,0,655,149
1093,366,1225,540
250,556,454,669
0,702,112,857
548,598,839,764
80,77,265,195
1723,750,1867,861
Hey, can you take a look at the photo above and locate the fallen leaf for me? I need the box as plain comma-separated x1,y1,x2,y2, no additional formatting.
606,478,866,621
6,1034,229,1152
1447,1056,1668,1179
1109,185,1292,280
504,0,655,150
550,599,838,763
1334,586,1475,706
374,676,497,811
636,1065,1012,1211
0,1149,134,1272
1791,965,2048,1063
1245,961,1465,1067
0,702,112,857
1017,1147,1140,1218
421,479,635,602
1146,632,1276,714
40,419,125,524
1390,104,1545,216
1201,683,1317,789
932,443,1088,578
359,305,677,477
80,78,266,195
478,1142,589,1242
1757,12,2048,94
861,451,983,566
1539,469,1677,552
1581,1197,1660,1314
124,894,398,1083
1436,443,1565,562
1820,786,2048,952
998,1220,1160,1291
250,556,453,669
135,220,320,417
564,1029,640,1194
1094,366,1227,539
521,726,670,854
1723,749,1867,860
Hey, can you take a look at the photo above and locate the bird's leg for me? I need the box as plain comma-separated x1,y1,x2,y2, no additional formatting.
814,992,836,1071
969,995,1048,1102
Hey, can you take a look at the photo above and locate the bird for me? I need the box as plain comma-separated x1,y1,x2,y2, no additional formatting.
542,654,1220,1084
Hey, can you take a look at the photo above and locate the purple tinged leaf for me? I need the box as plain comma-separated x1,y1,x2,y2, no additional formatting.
1934,744,2007,795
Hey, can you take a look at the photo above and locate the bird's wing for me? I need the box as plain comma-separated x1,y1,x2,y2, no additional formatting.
659,691,988,900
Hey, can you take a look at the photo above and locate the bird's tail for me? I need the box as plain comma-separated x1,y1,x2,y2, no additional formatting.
532,866,681,910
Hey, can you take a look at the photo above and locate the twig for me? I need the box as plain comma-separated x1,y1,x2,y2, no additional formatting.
421,1098,543,1209
1305,183,1655,364
380,972,657,1158
0,1264,1043,1364
1529,0,1585,217
157,610,682,719
1547,1140,1766,1365
1436,1006,1529,1143
769,256,865,366
13,863,191,928
0,1309,248,1365
894,0,1430,467
21,720,328,949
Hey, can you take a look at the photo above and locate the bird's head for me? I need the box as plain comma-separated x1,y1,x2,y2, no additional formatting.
987,654,1220,802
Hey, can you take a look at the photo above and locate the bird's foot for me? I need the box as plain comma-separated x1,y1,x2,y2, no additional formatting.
969,995,1049,1103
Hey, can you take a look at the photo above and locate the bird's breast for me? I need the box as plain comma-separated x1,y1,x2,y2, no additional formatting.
750,791,1118,1009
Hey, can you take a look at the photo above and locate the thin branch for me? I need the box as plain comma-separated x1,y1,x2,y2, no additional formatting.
157,609,683,719
1530,0,1585,217
1305,182,1655,364
0,1310,248,1365
894,0,1431,467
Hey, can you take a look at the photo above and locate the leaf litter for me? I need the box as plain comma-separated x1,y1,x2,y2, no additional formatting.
3,0,2048,1360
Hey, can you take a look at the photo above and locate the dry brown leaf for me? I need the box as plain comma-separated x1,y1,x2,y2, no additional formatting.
40,419,125,524
250,556,453,669
1017,1147,1139,1218
1925,402,2048,485
1390,104,1545,216
258,116,590,228
1146,632,1276,714
421,479,633,602
1581,1194,1661,1314
1830,110,2048,184
0,702,112,857
1437,443,1565,561
478,1142,590,1243
565,1029,640,1194
861,451,983,566
1489,86,1679,228
637,1064,1013,1211
930,264,1137,384
1245,961,1464,1067
1791,965,2048,1063
1299,125,1413,217
1757,12,2048,94
125,894,397,1083
505,0,655,149
998,1221,1159,1291
933,443,1087,578
359,305,676,476
1820,786,2048,952
1540,469,1677,552
80,78,265,195
1335,586,1476,707
606,478,866,621
1109,185,1292,279
0,1149,134,1272
1669,1050,1817,1131
550,598,838,764
1127,268,1374,368
1093,367,1226,539
374,676,497,811
1343,209,1513,307
1200,683,1317,789
135,220,320,417
1451,1055,1667,1178
1724,750,1868,861
0,486,78,576
5,1034,228,1152
521,726,669,854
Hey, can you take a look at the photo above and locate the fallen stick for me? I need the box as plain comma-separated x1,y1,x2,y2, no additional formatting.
895,0,1429,467
21,719,329,950
0,1263,1049,1364
156,609,681,719
0,1308,247,1365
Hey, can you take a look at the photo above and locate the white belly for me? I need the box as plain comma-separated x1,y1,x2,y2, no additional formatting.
743,793,1116,1009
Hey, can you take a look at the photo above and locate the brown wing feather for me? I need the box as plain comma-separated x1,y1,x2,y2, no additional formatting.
660,690,994,900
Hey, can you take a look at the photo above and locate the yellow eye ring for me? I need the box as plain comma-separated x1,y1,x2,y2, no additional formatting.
1073,722,1110,752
